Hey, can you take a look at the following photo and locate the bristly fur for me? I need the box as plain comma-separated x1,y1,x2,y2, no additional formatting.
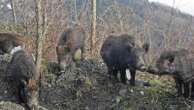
6,48,39,109
0,33,24,54
56,25,86,70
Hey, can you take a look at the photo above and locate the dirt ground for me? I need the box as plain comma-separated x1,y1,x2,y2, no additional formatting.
0,55,192,110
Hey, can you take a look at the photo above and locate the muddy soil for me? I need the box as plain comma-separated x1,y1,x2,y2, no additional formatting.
0,55,192,110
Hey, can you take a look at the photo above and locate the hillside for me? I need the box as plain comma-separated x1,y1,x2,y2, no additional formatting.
0,55,192,110
0,0,194,110
97,0,194,51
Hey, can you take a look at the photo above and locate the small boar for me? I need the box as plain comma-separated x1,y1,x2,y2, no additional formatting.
6,46,39,110
148,49,194,98
56,25,86,70
100,34,149,85
0,33,24,54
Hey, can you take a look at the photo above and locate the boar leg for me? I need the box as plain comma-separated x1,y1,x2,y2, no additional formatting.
189,81,192,98
18,87,32,110
184,81,192,98
19,88,26,103
107,67,114,79
174,78,183,96
107,67,112,76
181,83,185,97
183,82,191,98
112,68,118,81
130,69,136,86
18,81,27,103
120,69,127,84
107,67,118,81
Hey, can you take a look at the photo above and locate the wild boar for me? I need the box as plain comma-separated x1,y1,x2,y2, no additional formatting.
148,49,194,98
6,46,39,110
56,25,86,70
100,34,149,85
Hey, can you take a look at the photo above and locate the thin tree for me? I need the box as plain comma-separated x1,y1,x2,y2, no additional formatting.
34,0,47,73
91,0,96,57
10,0,17,27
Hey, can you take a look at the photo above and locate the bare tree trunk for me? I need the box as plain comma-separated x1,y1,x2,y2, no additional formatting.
74,0,77,21
10,0,17,26
90,0,96,57
34,0,46,73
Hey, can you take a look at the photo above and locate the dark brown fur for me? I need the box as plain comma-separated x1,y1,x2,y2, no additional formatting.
100,34,149,85
0,33,24,54
6,49,39,110
150,49,194,99
56,25,86,70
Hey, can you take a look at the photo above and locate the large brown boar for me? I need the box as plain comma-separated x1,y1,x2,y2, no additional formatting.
56,25,86,70
6,46,39,110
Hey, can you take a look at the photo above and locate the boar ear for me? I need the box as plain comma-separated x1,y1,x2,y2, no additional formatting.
142,43,149,53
